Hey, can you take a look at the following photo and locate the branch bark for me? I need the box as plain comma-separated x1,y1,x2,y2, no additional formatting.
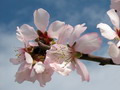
80,54,117,65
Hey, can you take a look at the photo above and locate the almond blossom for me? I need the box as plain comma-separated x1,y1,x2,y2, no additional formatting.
14,52,53,87
97,9,120,40
46,24,102,81
10,8,66,87
97,9,120,64
10,44,54,86
108,41,120,64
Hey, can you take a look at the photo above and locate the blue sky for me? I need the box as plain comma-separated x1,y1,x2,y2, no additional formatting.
1,0,120,90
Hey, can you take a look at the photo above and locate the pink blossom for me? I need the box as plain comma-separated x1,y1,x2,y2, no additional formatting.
97,9,120,40
97,9,120,64
15,52,53,87
11,8,67,86
108,41,120,64
46,24,102,81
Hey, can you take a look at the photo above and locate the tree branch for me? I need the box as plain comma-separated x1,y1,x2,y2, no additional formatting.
80,54,117,65
38,41,119,66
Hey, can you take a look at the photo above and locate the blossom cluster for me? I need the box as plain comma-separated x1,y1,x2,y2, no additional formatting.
10,0,120,87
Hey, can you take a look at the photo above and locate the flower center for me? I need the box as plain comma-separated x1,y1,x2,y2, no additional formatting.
22,46,46,65
47,44,82,64
47,44,72,64
36,30,53,45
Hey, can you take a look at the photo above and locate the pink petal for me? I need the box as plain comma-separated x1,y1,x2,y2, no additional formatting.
16,33,23,42
110,0,120,11
97,23,116,40
16,27,24,42
25,52,33,64
108,42,119,58
15,63,31,83
111,55,120,64
16,27,31,47
107,9,120,28
108,42,120,64
20,24,38,40
50,62,71,76
70,61,76,71
35,57,54,87
30,68,36,78
34,8,50,33
37,68,53,87
10,58,23,65
15,69,30,83
69,24,87,46
37,74,45,87
75,33,102,54
27,76,36,83
57,25,73,44
47,21,65,39
75,59,90,81
44,56,53,66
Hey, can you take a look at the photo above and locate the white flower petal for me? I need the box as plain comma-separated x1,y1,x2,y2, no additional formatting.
47,21,65,39
75,33,102,54
20,24,38,40
34,8,50,33
69,24,87,46
34,62,45,73
50,62,71,76
16,27,24,42
75,59,89,81
108,41,120,58
97,23,116,40
57,25,73,44
107,9,120,28
16,33,24,42
111,55,120,64
25,52,33,64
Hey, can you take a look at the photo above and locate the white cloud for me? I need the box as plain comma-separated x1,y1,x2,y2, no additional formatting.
36,0,67,10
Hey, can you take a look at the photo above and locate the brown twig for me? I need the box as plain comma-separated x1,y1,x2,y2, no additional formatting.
80,54,117,65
